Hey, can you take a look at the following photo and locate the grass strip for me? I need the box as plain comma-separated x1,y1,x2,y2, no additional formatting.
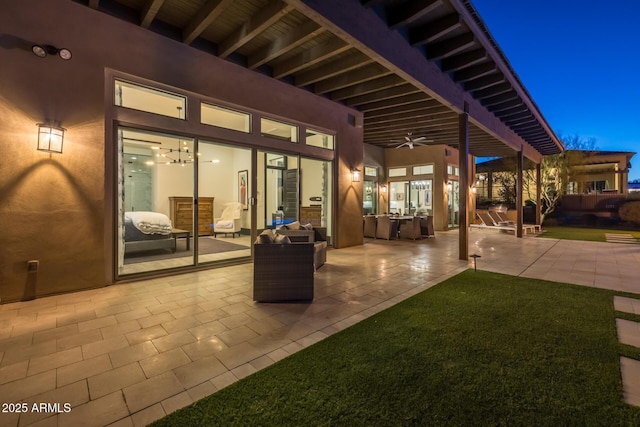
152,270,640,426
538,226,640,242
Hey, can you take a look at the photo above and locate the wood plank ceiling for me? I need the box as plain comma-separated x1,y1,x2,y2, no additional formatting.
80,0,562,158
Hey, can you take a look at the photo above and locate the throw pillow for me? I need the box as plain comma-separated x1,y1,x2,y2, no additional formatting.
288,221,300,230
274,234,291,244
301,223,313,230
257,229,275,244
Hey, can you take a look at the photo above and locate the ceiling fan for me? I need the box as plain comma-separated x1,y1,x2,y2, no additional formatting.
393,132,433,149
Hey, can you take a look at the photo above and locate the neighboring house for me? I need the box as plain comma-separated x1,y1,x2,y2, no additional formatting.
629,181,640,193
476,150,636,206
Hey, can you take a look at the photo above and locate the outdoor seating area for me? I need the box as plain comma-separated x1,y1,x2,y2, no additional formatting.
364,214,435,240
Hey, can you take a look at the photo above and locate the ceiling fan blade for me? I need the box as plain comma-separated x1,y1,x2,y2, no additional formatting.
395,142,409,149
404,136,411,142
412,137,427,142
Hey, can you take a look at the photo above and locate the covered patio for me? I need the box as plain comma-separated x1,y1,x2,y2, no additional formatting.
1,232,639,425
74,0,563,257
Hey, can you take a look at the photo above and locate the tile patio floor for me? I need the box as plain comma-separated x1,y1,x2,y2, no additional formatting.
1,229,640,426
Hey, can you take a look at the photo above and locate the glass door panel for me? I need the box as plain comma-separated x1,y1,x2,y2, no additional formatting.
389,181,408,215
363,181,377,215
300,157,332,244
448,180,460,228
198,140,252,264
258,151,298,230
410,180,433,216
118,128,195,276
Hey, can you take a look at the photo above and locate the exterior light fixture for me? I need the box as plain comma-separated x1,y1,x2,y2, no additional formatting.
32,44,72,60
380,183,387,193
351,168,361,183
37,123,65,153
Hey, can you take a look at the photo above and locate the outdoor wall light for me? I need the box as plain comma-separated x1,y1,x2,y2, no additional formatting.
32,44,72,60
37,123,65,153
380,184,387,193
351,168,361,183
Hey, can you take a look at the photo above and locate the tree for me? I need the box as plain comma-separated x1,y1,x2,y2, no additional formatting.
484,134,598,223
525,134,598,223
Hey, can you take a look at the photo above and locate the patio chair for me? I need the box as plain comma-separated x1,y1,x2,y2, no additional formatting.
363,215,377,238
399,217,422,240
375,215,398,240
476,212,515,232
495,211,541,233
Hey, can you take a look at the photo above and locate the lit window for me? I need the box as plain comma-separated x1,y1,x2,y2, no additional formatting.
114,80,186,119
389,167,406,177
413,165,434,175
201,103,250,133
306,129,334,150
261,118,298,142
365,166,377,177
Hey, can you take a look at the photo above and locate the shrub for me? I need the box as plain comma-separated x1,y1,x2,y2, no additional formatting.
619,201,640,225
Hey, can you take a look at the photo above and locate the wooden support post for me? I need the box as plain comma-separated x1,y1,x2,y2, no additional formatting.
536,162,541,226
516,148,523,238
459,103,469,260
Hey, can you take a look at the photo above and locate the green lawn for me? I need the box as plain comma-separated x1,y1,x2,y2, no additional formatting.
152,271,640,426
538,226,640,242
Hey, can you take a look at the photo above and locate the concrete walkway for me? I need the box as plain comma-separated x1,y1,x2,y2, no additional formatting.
1,229,640,426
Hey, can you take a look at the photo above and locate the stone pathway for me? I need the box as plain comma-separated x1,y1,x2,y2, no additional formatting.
614,296,640,406
606,233,640,244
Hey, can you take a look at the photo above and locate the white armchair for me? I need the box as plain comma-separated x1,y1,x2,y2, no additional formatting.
213,202,242,238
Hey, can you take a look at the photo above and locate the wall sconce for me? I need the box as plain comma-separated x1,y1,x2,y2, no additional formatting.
380,184,387,193
351,168,361,182
37,123,65,153
471,186,477,194
446,182,453,191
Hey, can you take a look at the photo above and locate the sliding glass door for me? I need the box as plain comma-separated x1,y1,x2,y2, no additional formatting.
117,128,251,277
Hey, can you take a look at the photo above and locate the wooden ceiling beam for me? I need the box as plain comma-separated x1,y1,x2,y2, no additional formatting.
314,63,392,94
294,52,373,87
329,75,406,101
183,0,234,45
463,72,504,91
273,38,349,78
345,84,421,107
365,109,452,128
363,99,442,118
387,0,443,29
487,98,524,113
452,61,496,83
218,0,293,58
357,92,430,112
426,32,475,61
480,91,519,107
248,20,324,69
140,0,165,28
409,12,461,46
440,48,486,72
497,110,531,122
472,82,511,99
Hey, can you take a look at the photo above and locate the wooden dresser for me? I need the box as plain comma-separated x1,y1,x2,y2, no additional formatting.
169,197,214,236
300,205,322,227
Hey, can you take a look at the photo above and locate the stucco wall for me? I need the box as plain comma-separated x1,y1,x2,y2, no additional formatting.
0,0,363,302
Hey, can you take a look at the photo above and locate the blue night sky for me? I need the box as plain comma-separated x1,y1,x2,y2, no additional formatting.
470,0,640,181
